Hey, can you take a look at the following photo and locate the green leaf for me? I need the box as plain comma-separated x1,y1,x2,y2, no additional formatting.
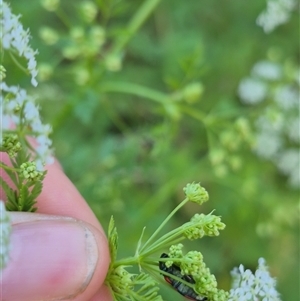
0,177,18,211
0,161,18,186
108,216,119,263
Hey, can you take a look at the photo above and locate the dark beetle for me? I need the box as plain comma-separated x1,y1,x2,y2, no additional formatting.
159,253,208,301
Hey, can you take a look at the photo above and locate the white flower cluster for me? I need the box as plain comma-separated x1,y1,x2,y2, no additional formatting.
0,1,54,170
1,82,54,170
0,201,11,270
0,1,38,86
256,0,297,33
229,258,281,301
238,58,299,189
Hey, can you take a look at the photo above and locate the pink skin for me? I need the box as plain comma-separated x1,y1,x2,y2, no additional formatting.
1,152,113,301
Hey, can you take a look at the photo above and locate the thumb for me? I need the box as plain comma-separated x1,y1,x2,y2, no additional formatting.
2,212,110,301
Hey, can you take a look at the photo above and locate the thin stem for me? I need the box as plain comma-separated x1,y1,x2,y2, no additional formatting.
0,162,18,172
100,81,169,104
55,7,72,28
111,0,162,54
8,51,29,75
113,256,138,267
139,198,189,253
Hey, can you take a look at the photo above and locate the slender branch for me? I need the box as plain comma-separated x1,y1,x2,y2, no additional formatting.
100,81,169,104
111,0,162,54
139,198,189,253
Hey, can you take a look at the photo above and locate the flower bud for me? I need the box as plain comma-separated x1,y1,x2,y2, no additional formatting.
183,182,209,204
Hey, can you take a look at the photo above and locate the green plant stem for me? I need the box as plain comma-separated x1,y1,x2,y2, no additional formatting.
0,162,18,172
100,81,169,104
180,105,208,124
8,51,29,76
55,7,72,28
139,198,189,253
111,0,162,54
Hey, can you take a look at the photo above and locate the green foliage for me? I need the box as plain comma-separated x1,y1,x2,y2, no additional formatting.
1,150,46,212
7,0,299,299
106,184,227,300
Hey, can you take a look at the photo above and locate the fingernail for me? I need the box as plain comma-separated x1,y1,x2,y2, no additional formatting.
2,219,99,301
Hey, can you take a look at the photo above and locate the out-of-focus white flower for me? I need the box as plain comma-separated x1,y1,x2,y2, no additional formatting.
254,131,283,160
252,60,282,81
0,2,39,86
0,201,11,270
287,117,300,143
238,78,268,104
276,149,300,188
274,85,298,110
229,258,281,301
256,0,297,33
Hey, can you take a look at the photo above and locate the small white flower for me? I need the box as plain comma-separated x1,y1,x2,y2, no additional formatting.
1,81,53,169
0,1,38,86
252,61,282,81
256,0,296,33
254,131,283,159
238,78,268,104
274,85,298,110
287,117,300,143
276,149,300,188
229,258,281,301
0,201,11,270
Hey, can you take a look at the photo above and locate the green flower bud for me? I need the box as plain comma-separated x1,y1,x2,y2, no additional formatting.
183,82,204,103
181,251,205,276
90,26,105,47
80,1,98,23
39,27,59,45
20,161,43,181
70,27,85,42
38,63,53,81
105,53,122,72
1,134,22,157
169,243,184,258
62,45,80,60
183,182,209,204
41,0,60,11
183,213,225,240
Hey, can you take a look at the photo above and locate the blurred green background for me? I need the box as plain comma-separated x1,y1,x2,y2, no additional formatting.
8,0,299,299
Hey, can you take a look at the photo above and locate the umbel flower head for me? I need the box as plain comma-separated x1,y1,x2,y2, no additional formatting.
0,1,38,86
229,258,281,301
183,213,226,240
183,182,209,204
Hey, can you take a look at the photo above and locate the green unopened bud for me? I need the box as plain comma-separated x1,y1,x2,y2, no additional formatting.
38,63,53,81
39,27,59,45
114,266,133,289
1,134,22,157
181,251,205,276
90,26,106,47
41,0,60,12
183,182,209,204
80,1,98,23
62,45,80,60
169,244,184,258
20,161,43,181
0,201,11,270
105,53,122,72
74,68,90,86
183,82,204,103
183,213,225,240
